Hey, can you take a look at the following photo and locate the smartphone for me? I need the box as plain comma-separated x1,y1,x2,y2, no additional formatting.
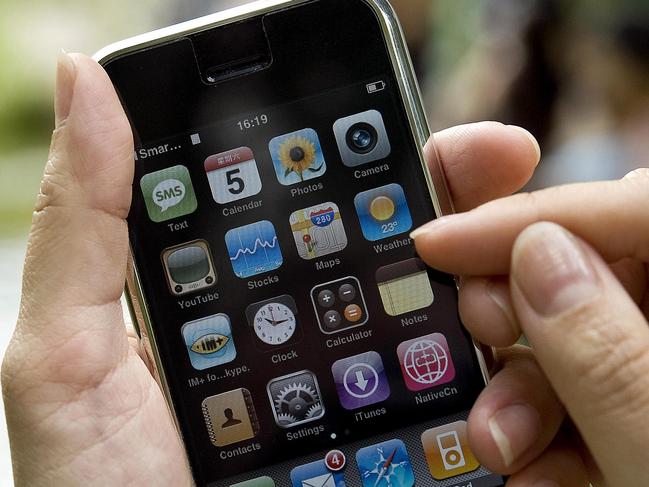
96,1,503,486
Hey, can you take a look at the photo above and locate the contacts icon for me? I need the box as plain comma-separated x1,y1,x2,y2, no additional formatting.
202,388,260,447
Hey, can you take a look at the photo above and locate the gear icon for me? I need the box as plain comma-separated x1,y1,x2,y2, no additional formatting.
268,371,325,427
276,412,298,426
275,381,318,419
306,403,323,419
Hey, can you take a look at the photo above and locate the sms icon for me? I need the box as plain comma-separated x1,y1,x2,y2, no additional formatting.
140,165,198,222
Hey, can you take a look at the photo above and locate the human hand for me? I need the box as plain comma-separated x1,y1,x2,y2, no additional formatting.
0,52,542,485
413,170,649,485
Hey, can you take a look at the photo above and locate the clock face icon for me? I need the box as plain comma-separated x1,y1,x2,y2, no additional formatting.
246,295,301,349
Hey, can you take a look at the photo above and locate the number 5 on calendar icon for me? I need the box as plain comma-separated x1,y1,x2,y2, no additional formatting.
205,147,263,204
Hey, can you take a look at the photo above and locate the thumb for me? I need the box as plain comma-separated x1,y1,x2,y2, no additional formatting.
509,222,649,486
11,52,134,381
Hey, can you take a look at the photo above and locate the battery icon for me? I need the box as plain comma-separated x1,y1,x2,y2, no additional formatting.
366,81,386,94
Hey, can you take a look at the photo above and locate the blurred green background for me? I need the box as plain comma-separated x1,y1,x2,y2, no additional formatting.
0,0,647,483
1,0,647,239
0,0,171,237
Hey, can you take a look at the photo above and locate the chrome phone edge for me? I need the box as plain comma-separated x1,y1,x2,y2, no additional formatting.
93,0,309,64
365,0,493,387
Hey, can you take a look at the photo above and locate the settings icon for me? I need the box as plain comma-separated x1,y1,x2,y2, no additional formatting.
267,370,325,428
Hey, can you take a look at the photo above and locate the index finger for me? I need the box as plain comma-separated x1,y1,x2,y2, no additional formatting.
412,170,649,276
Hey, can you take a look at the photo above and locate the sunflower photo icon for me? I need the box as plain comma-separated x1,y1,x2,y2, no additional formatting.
269,128,327,185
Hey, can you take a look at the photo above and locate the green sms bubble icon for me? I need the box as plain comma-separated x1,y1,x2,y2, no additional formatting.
140,165,198,222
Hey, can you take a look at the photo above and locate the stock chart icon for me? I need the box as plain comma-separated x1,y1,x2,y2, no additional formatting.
225,220,283,279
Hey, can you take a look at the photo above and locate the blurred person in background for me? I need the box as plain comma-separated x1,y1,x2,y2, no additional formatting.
425,0,649,187
425,0,564,148
537,14,649,185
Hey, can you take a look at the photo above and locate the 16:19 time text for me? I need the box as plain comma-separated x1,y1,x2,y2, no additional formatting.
237,114,269,131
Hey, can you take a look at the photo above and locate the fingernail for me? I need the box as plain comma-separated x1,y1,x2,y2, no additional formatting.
623,168,648,180
409,214,460,240
488,403,541,467
55,50,77,127
508,125,542,165
486,279,516,329
512,223,599,316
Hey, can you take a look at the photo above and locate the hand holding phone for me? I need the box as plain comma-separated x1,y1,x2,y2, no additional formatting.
1,3,546,487
98,1,506,484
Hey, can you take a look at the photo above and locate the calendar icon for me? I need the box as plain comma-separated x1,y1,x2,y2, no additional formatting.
204,147,262,204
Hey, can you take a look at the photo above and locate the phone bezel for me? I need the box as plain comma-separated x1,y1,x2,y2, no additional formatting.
95,0,493,477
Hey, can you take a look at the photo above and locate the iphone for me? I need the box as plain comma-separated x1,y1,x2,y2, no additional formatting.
96,1,504,485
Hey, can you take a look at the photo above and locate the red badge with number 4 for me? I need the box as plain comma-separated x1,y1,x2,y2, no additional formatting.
325,449,346,472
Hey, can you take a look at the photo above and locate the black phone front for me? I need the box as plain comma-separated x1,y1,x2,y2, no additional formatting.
102,1,506,486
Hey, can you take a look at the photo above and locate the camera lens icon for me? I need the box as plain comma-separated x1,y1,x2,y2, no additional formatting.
334,110,391,167
347,122,378,154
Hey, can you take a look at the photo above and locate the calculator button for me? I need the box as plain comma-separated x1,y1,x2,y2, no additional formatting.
311,277,368,334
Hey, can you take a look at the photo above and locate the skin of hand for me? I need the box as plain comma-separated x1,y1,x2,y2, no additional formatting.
0,52,541,486
412,169,649,485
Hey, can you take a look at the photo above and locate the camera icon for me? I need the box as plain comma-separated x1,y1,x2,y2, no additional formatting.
333,109,391,167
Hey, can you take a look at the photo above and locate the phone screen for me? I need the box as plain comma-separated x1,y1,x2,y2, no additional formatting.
103,1,505,486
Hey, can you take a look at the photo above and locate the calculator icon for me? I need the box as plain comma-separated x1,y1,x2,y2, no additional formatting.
204,147,263,204
311,276,368,334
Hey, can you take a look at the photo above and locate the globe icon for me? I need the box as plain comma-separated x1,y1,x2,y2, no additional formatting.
403,339,449,385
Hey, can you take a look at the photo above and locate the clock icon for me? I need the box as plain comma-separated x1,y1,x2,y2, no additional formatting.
246,295,301,348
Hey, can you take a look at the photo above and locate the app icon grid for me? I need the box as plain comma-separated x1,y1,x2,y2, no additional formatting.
141,110,491,485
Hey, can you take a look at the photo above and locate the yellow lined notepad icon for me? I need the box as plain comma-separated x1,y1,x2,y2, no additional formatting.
376,258,434,316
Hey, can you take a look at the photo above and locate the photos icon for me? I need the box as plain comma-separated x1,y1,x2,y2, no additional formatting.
269,128,327,185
